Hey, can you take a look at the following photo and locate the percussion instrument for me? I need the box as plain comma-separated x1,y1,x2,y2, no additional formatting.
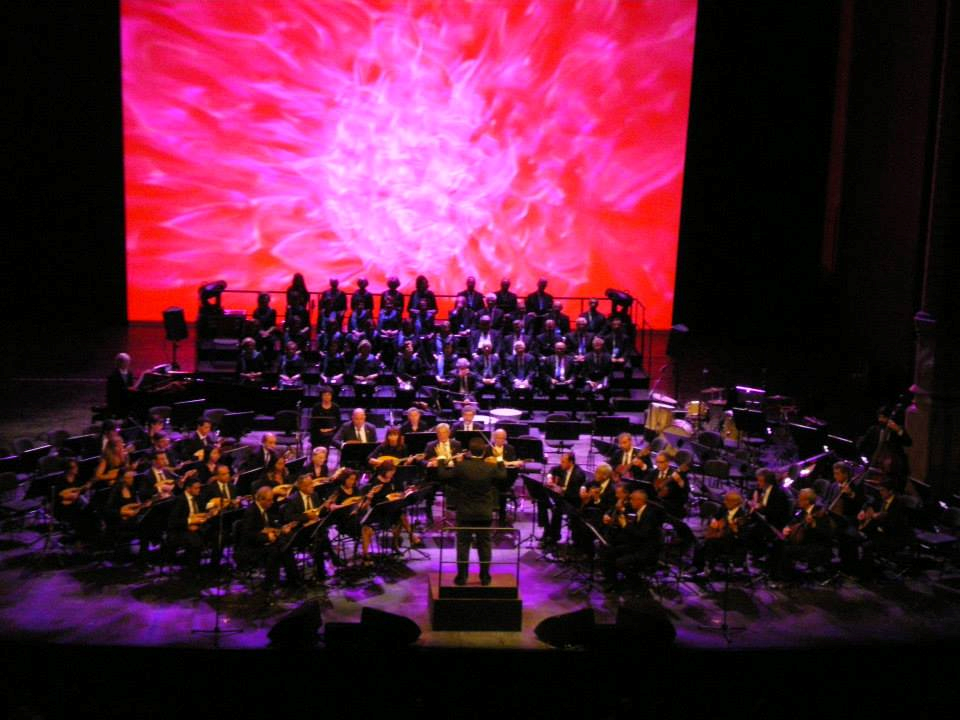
490,407,523,420
645,403,674,432
685,400,707,420
664,419,694,438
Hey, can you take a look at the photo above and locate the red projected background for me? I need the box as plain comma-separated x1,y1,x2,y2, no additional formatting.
122,0,696,326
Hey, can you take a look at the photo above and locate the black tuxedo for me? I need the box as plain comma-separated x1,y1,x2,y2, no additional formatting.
566,331,594,358
544,463,586,541
201,479,238,506
610,447,652,484
449,371,481,396
525,291,554,316
245,446,279,472
179,432,212,462
167,493,205,569
236,502,300,588
332,422,378,447
580,309,607,334
457,289,485,312
439,456,507,581
756,484,791,529
504,353,538,398
602,503,663,581
495,290,519,316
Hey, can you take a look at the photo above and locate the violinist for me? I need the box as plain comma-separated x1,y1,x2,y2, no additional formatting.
771,488,834,582
327,469,374,565
692,491,747,573
609,433,652,486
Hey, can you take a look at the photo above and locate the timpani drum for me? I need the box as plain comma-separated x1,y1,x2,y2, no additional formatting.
490,408,523,421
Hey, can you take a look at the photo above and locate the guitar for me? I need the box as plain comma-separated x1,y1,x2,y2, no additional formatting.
373,453,426,467
704,512,748,540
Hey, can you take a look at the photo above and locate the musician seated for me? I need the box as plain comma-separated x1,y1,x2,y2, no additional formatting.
147,450,182,497
278,341,305,387
94,435,130,487
648,452,690,518
600,489,663,589
179,419,214,463
282,475,337,580
504,340,537,404
327,469,374,565
452,404,483,432
310,386,341,447
251,454,292,498
610,432,653,487
349,340,381,401
857,480,912,574
307,445,331,481
238,337,265,384
236,486,302,590
400,406,432,435
332,407,378,447
485,428,523,524
150,432,182,468
244,432,280,472
106,351,140,418
824,461,867,573
471,342,503,407
422,423,463,525
771,488,834,582
368,426,417,468
542,451,586,544
573,463,617,559
166,475,207,571
53,459,99,543
363,462,423,550
541,342,580,410
747,467,792,558
196,444,232,485
692,491,748,572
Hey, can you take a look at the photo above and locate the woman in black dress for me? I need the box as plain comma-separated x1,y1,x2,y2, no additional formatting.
328,469,373,565
363,462,422,551
311,386,341,447
105,469,152,558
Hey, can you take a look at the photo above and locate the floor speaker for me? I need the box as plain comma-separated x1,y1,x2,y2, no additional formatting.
267,599,323,648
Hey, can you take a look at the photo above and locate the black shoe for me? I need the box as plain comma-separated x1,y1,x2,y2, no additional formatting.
480,574,492,586
453,574,467,586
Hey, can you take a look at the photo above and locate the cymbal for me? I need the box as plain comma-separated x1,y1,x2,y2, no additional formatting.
701,387,725,394
707,399,727,406
650,393,677,405
766,394,793,403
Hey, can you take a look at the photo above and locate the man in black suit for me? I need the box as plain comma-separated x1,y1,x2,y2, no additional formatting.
485,428,522,524
244,432,279,472
439,437,507,585
524,278,553,331
748,467,792,556
543,451,586,544
332,408,378,447
692,491,748,572
448,357,480,401
469,315,501,357
452,404,484,432
457,276,485,313
600,489,663,588
167,476,207,572
282,475,336,581
857,480,911,556
199,463,241,568
610,432,653,488
573,463,618,559
236,486,301,590
106,352,138,418
179,419,213,463
504,340,537,404
494,278,519,320
580,298,607,335
566,317,593,361
541,342,579,410
550,302,571,335
422,423,463,526
534,319,564,358
582,336,613,411
471,342,503,407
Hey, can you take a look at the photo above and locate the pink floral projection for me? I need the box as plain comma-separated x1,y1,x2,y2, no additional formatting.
123,0,696,326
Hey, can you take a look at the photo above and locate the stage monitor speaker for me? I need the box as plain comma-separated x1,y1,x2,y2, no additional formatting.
534,607,596,649
267,599,323,648
360,607,421,647
162,307,188,342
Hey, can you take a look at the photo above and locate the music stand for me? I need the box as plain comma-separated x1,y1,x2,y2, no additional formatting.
236,468,261,496
544,420,581,455
310,416,338,447
403,432,434,456
521,476,553,548
732,408,766,447
454,430,486,449
338,442,379,471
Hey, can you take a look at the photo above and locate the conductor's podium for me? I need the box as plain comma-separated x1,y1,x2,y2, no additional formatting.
428,573,522,631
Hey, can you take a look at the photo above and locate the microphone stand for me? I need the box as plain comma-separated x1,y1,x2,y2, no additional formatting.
192,487,242,647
